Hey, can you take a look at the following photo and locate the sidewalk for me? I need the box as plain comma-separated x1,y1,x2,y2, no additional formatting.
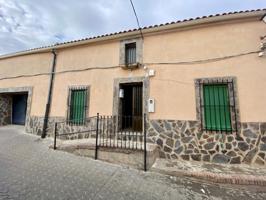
151,158,266,186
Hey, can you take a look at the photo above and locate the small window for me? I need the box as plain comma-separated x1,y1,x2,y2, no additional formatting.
125,42,136,65
68,88,87,125
203,84,232,132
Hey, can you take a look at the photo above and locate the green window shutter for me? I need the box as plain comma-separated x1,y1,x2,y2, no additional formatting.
203,84,232,131
70,89,86,124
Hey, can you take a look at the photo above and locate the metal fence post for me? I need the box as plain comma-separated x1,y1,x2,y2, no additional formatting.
144,113,147,171
53,122,57,150
95,113,99,160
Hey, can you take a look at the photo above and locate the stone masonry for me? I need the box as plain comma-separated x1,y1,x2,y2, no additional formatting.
148,120,266,165
0,95,12,126
27,116,129,140
26,115,266,166
27,116,97,139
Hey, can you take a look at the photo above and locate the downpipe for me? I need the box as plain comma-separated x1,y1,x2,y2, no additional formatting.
41,49,57,138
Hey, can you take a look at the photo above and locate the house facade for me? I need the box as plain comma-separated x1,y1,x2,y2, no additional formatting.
0,9,266,165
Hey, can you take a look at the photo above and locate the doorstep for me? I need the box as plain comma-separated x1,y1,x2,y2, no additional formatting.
151,158,266,186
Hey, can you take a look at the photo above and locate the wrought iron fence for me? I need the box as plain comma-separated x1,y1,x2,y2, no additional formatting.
96,115,143,149
53,113,148,171
95,114,147,171
53,116,97,150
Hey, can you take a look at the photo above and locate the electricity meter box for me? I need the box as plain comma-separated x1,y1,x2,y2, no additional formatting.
148,98,155,113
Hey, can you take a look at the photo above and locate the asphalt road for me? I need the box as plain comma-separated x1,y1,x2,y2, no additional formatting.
0,126,265,200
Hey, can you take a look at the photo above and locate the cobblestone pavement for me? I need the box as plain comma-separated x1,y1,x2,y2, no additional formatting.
0,126,266,200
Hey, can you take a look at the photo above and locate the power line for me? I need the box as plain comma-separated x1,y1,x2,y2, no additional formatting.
129,0,144,40
0,65,120,81
153,78,193,86
145,50,260,65
0,50,260,81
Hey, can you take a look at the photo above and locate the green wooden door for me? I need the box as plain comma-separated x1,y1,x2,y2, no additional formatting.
203,84,232,131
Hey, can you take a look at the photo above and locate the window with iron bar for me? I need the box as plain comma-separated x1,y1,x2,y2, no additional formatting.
203,84,231,131
67,87,88,125
197,78,239,134
125,42,136,65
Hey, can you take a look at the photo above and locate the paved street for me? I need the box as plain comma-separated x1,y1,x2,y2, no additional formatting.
0,126,265,200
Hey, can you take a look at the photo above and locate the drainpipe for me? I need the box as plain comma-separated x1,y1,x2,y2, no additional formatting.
41,49,57,138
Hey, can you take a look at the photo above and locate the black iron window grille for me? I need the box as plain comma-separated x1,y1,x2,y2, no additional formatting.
197,78,239,134
67,86,88,125
125,42,136,65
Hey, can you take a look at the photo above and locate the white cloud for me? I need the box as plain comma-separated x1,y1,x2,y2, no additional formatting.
0,0,265,55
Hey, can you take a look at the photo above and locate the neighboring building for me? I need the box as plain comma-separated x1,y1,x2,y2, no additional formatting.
0,9,266,165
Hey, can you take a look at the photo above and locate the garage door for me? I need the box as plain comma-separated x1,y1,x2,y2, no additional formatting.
12,94,28,125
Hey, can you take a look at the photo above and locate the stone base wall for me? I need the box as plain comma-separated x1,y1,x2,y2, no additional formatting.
26,116,62,136
0,95,12,126
26,115,266,166
27,116,97,139
148,120,266,166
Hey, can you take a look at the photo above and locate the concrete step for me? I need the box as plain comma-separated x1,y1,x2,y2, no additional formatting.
51,138,159,170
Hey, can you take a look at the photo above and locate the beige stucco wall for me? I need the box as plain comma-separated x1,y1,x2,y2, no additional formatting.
0,53,52,116
0,18,265,122
149,54,266,121
51,42,145,116
50,19,266,122
145,20,266,122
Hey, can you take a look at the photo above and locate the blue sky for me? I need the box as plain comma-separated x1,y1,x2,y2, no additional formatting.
0,0,266,55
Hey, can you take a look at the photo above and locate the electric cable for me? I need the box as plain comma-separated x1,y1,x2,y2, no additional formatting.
0,65,120,81
0,50,260,82
145,50,260,65
129,0,144,40
152,78,193,86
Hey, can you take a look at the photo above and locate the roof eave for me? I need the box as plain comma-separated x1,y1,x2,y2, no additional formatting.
0,9,265,60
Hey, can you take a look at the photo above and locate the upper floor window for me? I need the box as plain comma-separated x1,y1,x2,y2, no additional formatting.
125,42,136,65
119,38,143,68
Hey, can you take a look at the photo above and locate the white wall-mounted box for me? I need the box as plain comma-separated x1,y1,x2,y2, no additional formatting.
148,69,155,77
148,98,155,113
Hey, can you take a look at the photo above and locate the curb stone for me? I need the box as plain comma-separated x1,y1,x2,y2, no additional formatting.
151,167,266,186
